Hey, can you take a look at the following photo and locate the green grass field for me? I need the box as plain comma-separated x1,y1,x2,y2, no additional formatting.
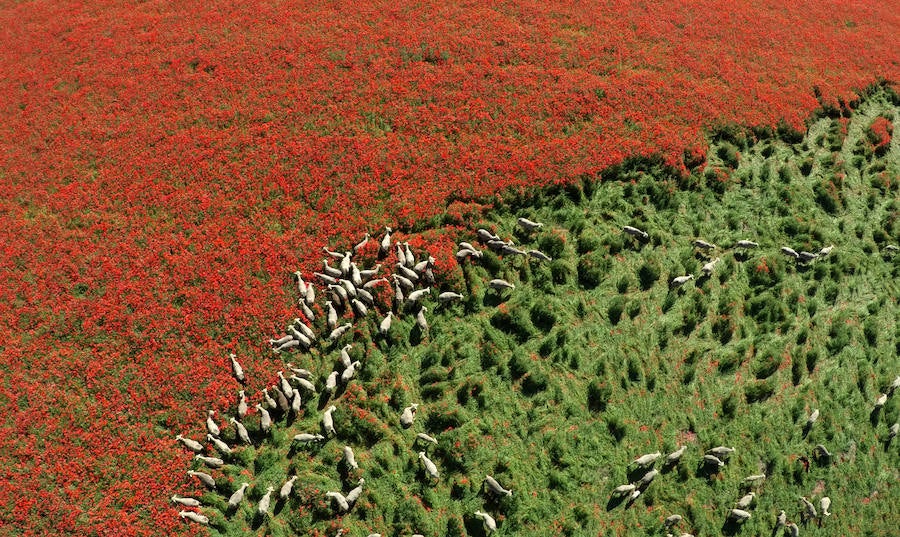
178,85,899,537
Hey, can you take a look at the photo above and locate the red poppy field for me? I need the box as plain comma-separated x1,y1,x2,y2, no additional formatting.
0,1,898,535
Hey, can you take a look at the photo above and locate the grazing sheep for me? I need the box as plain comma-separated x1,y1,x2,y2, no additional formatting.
280,476,298,500
786,522,800,537
293,433,325,443
889,375,900,395
207,434,232,455
187,470,216,490
325,371,339,394
800,496,817,521
438,291,464,302
637,469,659,487
776,510,787,527
528,249,552,261
888,422,899,440
171,495,201,507
489,279,515,290
323,260,342,278
322,405,337,436
257,486,275,516
255,404,272,434
875,393,888,409
359,264,381,281
701,258,721,276
272,338,301,353
500,245,527,256
780,246,800,259
707,446,735,458
517,217,544,232
397,264,420,283
407,287,431,303
416,432,438,445
623,225,649,240
262,388,277,410
227,483,250,509
229,353,245,383
798,251,819,263
484,475,512,497
806,409,820,427
295,376,317,394
393,273,415,291
176,434,204,453
820,497,831,517
734,239,759,248
418,451,439,479
415,307,429,332
736,492,755,509
237,390,248,419
613,483,636,495
703,454,725,468
329,323,353,342
474,510,497,532
194,454,224,469
323,246,345,259
340,252,352,276
379,311,393,336
278,371,295,399
818,245,834,256
205,410,220,437
477,228,500,242
744,474,766,484
729,509,752,522
666,445,687,465
400,403,419,428
693,239,717,250
403,243,416,268
665,514,683,527
230,418,251,445
379,227,392,257
344,446,359,469
456,248,483,261
179,510,209,525
316,272,339,285
272,386,290,412
353,233,370,255
301,300,316,323
338,344,353,368
326,301,338,331
670,274,694,288
291,390,303,414
346,478,365,504
632,452,662,468
341,361,361,384
326,491,350,513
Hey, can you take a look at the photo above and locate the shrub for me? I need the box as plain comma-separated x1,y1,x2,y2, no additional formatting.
538,231,566,260
577,254,604,289
752,350,782,380
587,380,612,412
530,302,557,332
490,310,533,342
745,380,775,403
638,262,660,290
607,297,625,326
522,371,549,396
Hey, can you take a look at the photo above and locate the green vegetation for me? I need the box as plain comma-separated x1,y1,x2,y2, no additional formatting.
188,86,899,536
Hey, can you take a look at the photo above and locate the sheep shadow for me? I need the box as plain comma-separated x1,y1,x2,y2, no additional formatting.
605,494,628,511
695,462,722,481
721,517,744,536
482,291,506,308
802,422,813,439
464,516,490,537
870,407,882,427
626,465,653,483
408,324,425,346
251,512,267,530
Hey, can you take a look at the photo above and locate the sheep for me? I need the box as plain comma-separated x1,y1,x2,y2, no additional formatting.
257,486,275,516
484,475,513,497
736,492,755,509
270,334,293,347
613,483,636,495
701,258,721,276
171,495,201,507
326,491,350,513
323,260,343,278
438,291,464,303
339,279,359,299
301,300,316,323
517,217,544,232
261,388,277,410
889,375,900,395
670,274,694,288
500,245,527,257
665,514,683,527
379,227,392,257
325,371,339,394
489,279,515,290
407,287,431,303
418,451,439,479
395,243,407,267
278,371,295,399
305,283,316,306
392,273,415,291
528,249,552,261
397,263,420,283
230,418,251,445
734,239,759,248
315,272,339,285
798,251,819,263
393,281,405,312
474,510,497,532
207,434,232,455
743,474,766,484
293,319,316,341
781,246,800,259
288,366,312,379
291,390,303,414
323,405,337,436
346,478,365,505
729,509,752,522
885,244,900,253
487,239,513,251
874,393,888,409
187,470,216,490
294,271,308,294
707,446,735,458
477,228,501,242
800,496,817,521
359,264,381,282
400,403,419,428
637,469,659,487
280,476,298,500
379,311,393,336
889,422,899,440
813,444,832,462
293,433,325,443
176,434,204,453
194,454,224,469
703,454,725,468
178,510,209,525
416,432,438,445
820,497,831,517
227,482,250,509
665,445,687,465
326,301,338,330
786,522,800,537
229,353,245,383
819,245,834,256
693,239,717,250
340,252,352,276
329,323,353,342
323,246,344,259
295,376,317,394
353,233,370,255
344,446,359,469
272,385,290,413
337,344,353,368
237,390,248,419
806,408,820,427
632,451,661,468
255,404,272,434
341,361,361,384
403,243,416,268
776,510,787,527
328,284,349,306
623,225,649,240
272,338,301,353
415,307,429,332
350,298,369,318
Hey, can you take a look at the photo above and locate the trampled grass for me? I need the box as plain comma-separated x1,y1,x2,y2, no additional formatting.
175,85,899,536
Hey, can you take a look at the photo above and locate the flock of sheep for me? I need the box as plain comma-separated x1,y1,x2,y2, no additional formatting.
171,219,899,535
